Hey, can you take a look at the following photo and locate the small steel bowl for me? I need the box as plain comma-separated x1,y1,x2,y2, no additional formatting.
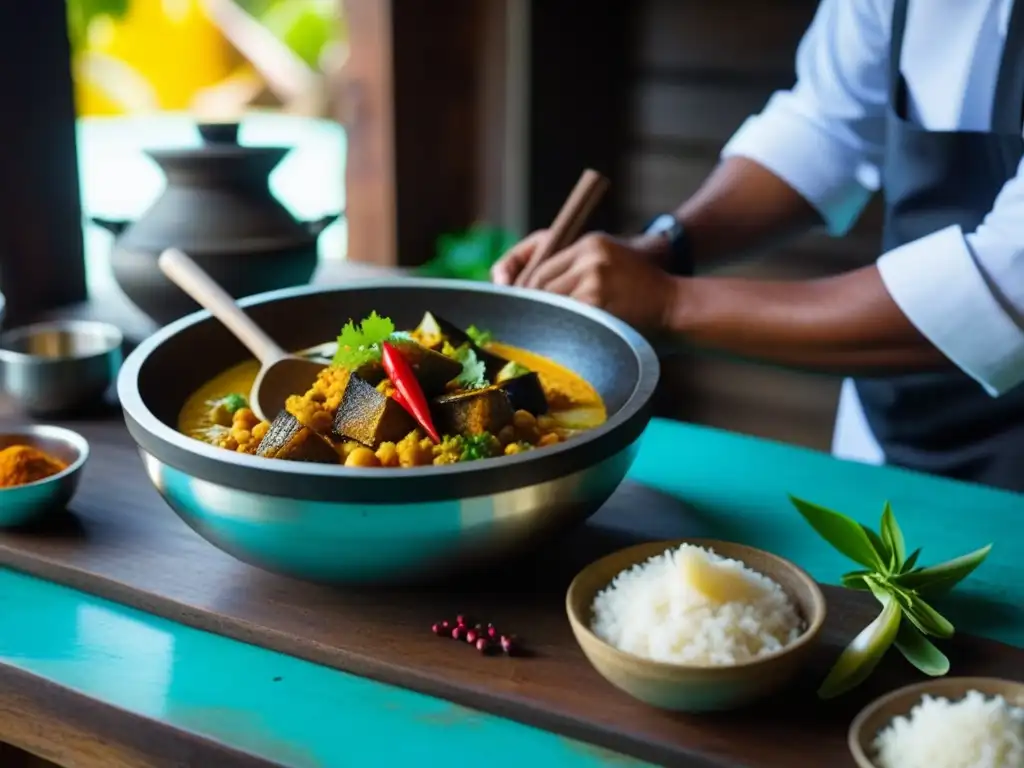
0,425,90,528
0,320,123,416
0,291,6,327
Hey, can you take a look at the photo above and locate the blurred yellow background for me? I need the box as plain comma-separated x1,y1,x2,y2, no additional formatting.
69,0,345,117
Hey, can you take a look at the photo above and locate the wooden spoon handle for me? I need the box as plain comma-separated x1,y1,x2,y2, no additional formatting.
158,248,287,365
517,169,610,286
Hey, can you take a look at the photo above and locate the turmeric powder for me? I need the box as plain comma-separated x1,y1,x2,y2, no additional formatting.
0,445,67,488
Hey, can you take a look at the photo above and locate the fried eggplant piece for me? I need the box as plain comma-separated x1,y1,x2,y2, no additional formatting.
494,366,548,415
415,312,508,379
256,410,339,464
431,386,514,436
386,338,462,396
333,374,417,448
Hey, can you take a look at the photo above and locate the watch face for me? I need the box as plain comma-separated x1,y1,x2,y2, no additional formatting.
645,214,678,237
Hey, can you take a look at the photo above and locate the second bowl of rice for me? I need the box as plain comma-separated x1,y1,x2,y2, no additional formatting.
566,538,826,712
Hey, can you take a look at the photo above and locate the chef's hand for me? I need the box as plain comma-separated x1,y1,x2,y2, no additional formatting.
491,231,680,332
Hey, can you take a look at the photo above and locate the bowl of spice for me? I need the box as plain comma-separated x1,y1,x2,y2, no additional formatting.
0,425,89,528
849,677,1024,768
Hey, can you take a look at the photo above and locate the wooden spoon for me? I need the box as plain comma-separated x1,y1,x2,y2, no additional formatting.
515,168,610,286
158,248,326,424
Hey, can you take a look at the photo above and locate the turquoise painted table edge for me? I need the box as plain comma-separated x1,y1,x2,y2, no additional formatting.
1,417,1022,767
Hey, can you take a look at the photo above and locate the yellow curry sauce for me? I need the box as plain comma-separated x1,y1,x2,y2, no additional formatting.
178,341,606,468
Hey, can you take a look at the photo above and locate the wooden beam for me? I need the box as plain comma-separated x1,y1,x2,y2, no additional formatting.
338,0,398,267
340,0,518,268
0,0,87,327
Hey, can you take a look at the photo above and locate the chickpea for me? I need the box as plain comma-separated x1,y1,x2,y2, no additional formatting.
512,410,536,430
538,432,560,447
536,415,557,432
309,410,333,434
251,422,269,442
504,442,523,455
345,447,381,468
233,408,258,430
397,433,433,466
231,428,252,446
220,436,239,451
497,425,516,446
340,441,363,460
208,403,232,427
376,442,400,467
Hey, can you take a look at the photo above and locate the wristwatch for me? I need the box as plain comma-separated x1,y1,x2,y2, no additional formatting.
643,213,694,277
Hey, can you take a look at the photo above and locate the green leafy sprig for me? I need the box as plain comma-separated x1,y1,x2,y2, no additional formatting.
789,495,992,699
452,344,488,389
465,325,493,347
331,312,410,369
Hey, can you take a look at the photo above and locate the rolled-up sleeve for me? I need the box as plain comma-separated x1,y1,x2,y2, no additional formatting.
721,0,890,235
878,158,1024,395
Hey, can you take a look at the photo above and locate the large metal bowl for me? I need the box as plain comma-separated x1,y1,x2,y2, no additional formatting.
117,279,659,585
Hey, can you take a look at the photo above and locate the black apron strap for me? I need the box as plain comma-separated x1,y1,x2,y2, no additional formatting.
993,0,1024,133
889,0,910,111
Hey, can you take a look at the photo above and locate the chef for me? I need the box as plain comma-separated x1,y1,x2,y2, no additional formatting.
492,0,1024,492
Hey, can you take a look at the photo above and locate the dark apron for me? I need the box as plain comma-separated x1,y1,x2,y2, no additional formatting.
854,0,1024,492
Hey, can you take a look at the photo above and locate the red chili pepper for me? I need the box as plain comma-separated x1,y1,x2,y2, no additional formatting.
380,342,440,443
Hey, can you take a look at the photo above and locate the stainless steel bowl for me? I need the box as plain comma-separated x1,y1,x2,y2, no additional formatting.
0,291,6,328
118,279,660,585
0,425,90,528
0,320,124,416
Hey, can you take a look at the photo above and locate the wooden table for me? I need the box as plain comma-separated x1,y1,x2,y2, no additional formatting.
0,376,1022,768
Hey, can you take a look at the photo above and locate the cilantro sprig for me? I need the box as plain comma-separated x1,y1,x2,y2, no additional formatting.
465,325,493,347
332,312,406,370
452,344,488,389
789,495,992,699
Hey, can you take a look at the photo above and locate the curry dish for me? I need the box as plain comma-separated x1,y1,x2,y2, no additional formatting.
178,311,606,468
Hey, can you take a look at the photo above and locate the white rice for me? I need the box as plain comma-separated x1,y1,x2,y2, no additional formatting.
589,543,804,666
873,690,1024,768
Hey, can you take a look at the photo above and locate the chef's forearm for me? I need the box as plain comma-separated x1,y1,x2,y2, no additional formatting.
663,264,952,374
662,157,824,268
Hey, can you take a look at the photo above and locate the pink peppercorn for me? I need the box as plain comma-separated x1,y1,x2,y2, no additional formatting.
476,637,494,654
500,635,520,656
452,625,468,641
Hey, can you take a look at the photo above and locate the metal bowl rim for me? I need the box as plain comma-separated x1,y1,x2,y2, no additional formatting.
0,320,124,362
118,278,659,497
0,424,91,491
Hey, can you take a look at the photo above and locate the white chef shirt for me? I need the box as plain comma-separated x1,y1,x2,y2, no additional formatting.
721,0,1024,465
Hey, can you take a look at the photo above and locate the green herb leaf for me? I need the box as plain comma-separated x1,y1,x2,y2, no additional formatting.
452,345,488,389
900,547,922,574
895,622,950,677
887,587,935,637
818,592,902,699
465,325,493,347
332,312,399,369
893,544,993,596
880,501,906,572
788,495,884,571
862,525,892,572
219,393,248,414
841,570,873,591
903,594,955,638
